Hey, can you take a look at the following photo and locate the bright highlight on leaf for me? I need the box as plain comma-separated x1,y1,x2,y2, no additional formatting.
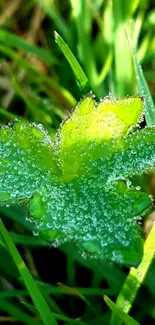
0,95,154,266
58,95,143,178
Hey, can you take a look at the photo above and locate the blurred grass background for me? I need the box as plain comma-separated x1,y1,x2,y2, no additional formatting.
0,0,155,324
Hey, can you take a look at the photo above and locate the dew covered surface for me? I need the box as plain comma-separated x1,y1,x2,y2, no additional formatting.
0,120,58,202
112,127,155,179
30,174,148,265
0,96,154,266
56,95,144,179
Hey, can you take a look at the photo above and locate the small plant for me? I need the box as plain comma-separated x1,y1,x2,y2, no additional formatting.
0,94,155,266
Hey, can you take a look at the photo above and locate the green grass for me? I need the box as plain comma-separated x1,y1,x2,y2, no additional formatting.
0,0,155,324
0,219,58,325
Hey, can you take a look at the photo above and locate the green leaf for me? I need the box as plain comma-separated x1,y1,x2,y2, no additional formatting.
0,120,58,204
57,94,143,179
104,295,140,325
54,32,90,93
127,30,155,126
0,96,155,266
113,127,155,179
0,29,56,66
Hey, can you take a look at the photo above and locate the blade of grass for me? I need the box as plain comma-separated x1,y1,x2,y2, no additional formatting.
0,43,76,107
0,237,19,279
24,304,90,325
104,296,140,325
35,284,115,297
21,301,90,325
70,0,100,96
54,31,90,93
11,77,66,123
51,313,90,325
111,223,155,325
0,289,27,298
0,29,57,66
112,0,133,96
126,29,155,126
39,286,65,316
4,296,90,325
0,299,39,325
0,107,21,120
35,0,70,42
0,206,34,231
56,283,98,316
0,286,114,299
61,243,126,294
96,50,113,86
0,219,58,325
11,76,39,114
10,233,47,247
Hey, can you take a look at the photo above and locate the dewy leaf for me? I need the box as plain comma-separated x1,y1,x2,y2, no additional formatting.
113,127,155,180
57,94,143,179
0,95,154,266
0,120,58,203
